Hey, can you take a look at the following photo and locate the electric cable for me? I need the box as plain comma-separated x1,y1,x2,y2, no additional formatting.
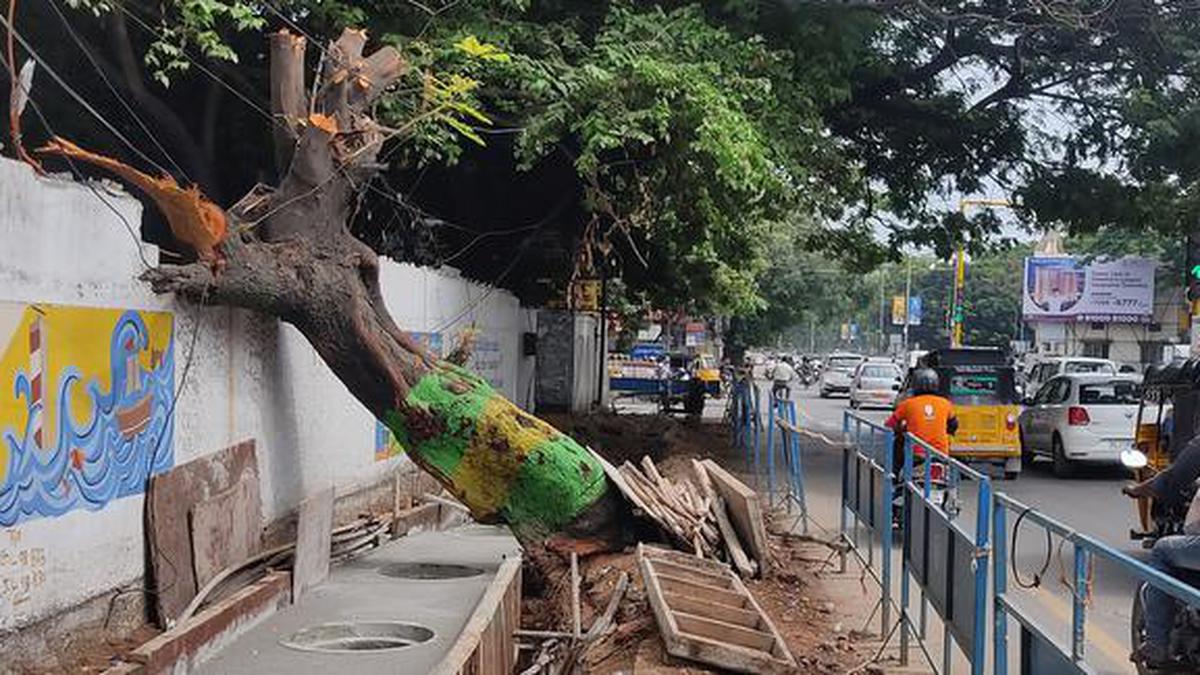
0,10,176,176
1010,505,1053,589
43,0,191,181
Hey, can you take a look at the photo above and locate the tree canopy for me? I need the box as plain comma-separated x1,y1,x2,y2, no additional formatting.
6,0,1200,346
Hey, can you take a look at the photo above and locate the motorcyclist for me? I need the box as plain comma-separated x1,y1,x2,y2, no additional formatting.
885,368,958,470
1123,434,1200,667
770,356,797,400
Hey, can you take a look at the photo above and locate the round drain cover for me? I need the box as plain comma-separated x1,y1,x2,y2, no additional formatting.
281,621,434,653
378,562,485,580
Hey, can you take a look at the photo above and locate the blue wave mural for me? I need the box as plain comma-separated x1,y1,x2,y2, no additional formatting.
0,310,175,526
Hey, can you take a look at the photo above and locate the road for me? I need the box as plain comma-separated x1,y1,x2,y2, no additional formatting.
788,383,1142,674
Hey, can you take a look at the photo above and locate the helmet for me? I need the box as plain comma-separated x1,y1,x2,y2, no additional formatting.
912,368,939,395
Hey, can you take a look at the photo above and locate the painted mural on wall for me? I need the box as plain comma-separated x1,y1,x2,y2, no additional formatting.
0,303,175,526
375,331,441,461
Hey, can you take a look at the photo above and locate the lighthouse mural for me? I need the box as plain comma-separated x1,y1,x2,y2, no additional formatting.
0,303,175,526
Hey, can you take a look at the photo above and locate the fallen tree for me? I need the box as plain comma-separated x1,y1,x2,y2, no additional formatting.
40,28,625,549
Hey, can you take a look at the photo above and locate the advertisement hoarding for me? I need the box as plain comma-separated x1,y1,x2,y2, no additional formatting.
892,296,907,326
1022,257,1155,323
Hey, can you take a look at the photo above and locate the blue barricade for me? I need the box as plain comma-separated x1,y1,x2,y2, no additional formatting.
992,492,1200,674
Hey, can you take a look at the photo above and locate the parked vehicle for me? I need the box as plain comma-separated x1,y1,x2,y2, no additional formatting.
849,359,903,409
1019,373,1141,477
819,352,866,398
1124,361,1197,548
1024,356,1118,395
914,347,1022,479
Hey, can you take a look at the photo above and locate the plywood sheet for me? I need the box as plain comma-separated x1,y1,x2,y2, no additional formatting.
147,440,259,625
701,460,769,575
189,471,262,587
292,487,334,602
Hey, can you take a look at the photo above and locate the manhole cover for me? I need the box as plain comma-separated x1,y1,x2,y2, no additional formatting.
281,621,435,653
378,562,484,580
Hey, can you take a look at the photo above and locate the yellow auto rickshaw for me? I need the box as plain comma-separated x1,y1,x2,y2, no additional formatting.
918,347,1022,479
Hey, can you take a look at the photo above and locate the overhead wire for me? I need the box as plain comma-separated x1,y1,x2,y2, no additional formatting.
0,10,177,177
113,3,280,131
41,0,190,181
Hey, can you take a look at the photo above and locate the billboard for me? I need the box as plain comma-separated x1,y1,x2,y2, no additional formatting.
891,296,907,326
1022,257,1155,323
908,296,923,325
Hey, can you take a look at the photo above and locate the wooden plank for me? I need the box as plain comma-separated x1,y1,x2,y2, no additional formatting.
292,487,334,602
673,610,776,652
712,496,757,578
657,575,747,614
430,556,523,675
702,459,770,575
129,572,289,673
664,592,761,629
188,472,262,588
147,440,259,625
640,545,729,574
638,543,796,674
651,559,734,589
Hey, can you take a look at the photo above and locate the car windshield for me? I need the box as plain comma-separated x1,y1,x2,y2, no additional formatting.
829,357,861,371
1065,361,1116,375
1079,381,1140,405
861,365,898,379
945,371,1014,405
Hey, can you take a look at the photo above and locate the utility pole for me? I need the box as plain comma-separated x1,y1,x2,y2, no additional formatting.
954,198,1012,348
879,275,886,355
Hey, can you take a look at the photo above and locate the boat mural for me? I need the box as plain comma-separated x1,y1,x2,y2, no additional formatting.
0,303,175,526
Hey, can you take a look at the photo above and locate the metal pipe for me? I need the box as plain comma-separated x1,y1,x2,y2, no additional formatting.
971,477,991,675
1071,545,1087,662
993,499,1009,675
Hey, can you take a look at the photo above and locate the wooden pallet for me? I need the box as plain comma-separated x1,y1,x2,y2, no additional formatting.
637,544,796,674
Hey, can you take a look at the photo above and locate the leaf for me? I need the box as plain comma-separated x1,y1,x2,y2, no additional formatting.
454,35,512,63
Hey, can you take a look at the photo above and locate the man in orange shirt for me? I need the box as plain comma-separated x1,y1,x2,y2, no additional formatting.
886,368,958,461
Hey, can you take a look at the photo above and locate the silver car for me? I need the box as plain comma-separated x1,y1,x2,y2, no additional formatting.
849,360,903,409
820,352,866,398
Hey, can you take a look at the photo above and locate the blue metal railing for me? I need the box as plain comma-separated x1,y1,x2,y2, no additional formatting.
993,492,1200,674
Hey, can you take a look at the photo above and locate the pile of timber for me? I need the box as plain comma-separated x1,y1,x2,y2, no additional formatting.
593,450,768,579
617,457,720,557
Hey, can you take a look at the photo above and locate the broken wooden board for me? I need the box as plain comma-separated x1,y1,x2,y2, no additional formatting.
292,487,334,602
636,544,796,674
148,440,260,625
702,459,769,575
712,496,757,578
189,471,263,588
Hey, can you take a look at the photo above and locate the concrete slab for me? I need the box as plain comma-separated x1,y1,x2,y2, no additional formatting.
194,524,519,675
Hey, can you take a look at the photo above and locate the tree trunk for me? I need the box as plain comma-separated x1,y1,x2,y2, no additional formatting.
132,29,626,548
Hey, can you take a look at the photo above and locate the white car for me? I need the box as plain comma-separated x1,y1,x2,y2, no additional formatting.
849,360,903,409
1024,357,1118,396
1018,373,1141,477
820,352,866,398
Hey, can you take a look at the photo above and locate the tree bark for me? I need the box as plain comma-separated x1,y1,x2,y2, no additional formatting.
139,29,626,548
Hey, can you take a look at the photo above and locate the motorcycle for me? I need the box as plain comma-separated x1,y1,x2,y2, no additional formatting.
891,459,956,529
1123,446,1200,674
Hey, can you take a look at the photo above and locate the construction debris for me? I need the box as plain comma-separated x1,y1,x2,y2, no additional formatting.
637,544,797,674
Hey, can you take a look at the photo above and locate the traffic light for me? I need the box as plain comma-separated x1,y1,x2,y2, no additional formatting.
1189,232,1200,303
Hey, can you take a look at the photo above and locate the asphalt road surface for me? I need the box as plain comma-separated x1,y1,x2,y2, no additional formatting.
788,382,1143,674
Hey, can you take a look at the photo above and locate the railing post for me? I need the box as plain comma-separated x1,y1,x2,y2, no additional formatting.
1072,543,1089,662
839,444,849,573
881,429,894,638
971,478,991,675
993,497,1008,675
752,384,761,490
899,434,913,666
766,393,777,507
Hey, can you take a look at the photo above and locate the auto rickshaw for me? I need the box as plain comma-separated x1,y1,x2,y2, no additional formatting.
915,347,1022,478
1124,359,1200,547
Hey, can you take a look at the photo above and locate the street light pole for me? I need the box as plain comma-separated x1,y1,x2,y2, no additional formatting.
903,257,912,353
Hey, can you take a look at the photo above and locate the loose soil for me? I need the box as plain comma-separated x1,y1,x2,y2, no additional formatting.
522,412,869,674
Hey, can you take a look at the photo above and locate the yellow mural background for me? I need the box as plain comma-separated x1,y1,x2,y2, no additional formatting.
0,303,174,485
